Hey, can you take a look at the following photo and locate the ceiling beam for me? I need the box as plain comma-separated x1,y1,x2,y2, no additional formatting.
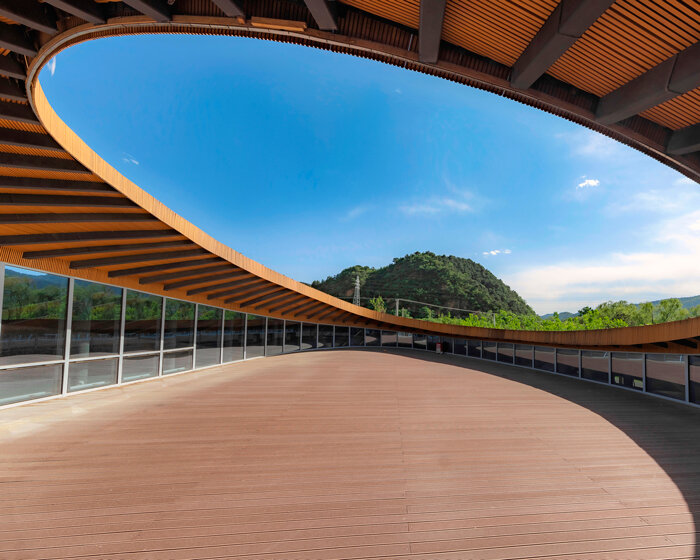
0,229,180,246
235,287,287,307
71,248,207,269
111,256,221,278
0,176,113,193
510,0,613,89
0,213,155,224
122,0,171,22
222,284,278,304
185,275,256,296
275,298,317,315
0,21,37,57
24,240,193,259
0,77,26,102
303,0,336,31
596,42,700,125
295,302,328,318
0,99,38,124
206,279,266,300
210,0,244,18
0,152,89,173
315,307,344,321
254,292,301,311
42,0,106,24
0,0,57,35
0,54,24,80
0,193,135,208
667,123,700,156
164,270,250,291
418,0,446,64
138,262,229,283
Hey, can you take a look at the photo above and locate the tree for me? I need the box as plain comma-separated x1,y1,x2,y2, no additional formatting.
369,295,386,313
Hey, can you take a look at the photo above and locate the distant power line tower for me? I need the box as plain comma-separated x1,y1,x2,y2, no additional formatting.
353,275,361,306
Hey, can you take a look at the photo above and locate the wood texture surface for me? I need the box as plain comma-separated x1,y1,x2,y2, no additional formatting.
1,349,699,558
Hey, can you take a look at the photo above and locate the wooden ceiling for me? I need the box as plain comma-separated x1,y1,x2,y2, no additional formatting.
0,0,695,353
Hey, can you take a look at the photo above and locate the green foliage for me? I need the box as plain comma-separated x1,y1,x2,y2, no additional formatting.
368,295,386,313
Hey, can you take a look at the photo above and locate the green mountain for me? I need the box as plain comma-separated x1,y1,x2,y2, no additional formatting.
541,294,700,319
311,252,534,317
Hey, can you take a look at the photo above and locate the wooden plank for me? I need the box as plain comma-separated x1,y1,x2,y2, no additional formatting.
0,193,135,207
110,257,221,278
0,128,62,151
207,279,269,301
0,99,38,124
0,0,57,35
42,0,106,24
0,213,155,224
0,177,112,193
164,270,250,291
141,264,234,285
0,53,25,80
71,248,207,269
0,152,88,173
0,76,26,102
23,240,193,259
0,229,180,246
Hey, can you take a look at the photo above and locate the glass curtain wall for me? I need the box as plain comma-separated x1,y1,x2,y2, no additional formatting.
223,311,245,363
162,299,194,374
122,290,162,381
284,321,301,353
266,318,284,356
245,315,266,358
196,305,222,368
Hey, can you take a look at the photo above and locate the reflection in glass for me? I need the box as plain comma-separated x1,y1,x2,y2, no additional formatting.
350,327,364,347
497,343,514,364
515,344,533,367
223,311,245,362
454,339,466,355
467,339,481,358
398,332,412,348
334,327,349,348
427,335,439,352
246,315,266,358
318,325,334,348
441,337,453,353
71,280,122,358
196,305,222,368
482,341,497,360
122,354,159,382
581,350,608,382
646,354,686,401
163,299,195,350
163,349,193,375
365,329,380,347
124,290,162,353
0,266,67,366
534,346,555,372
611,352,643,390
0,364,62,405
284,321,301,352
381,331,397,347
413,334,427,350
301,323,317,350
67,358,118,392
556,348,579,377
690,356,700,404
266,318,284,356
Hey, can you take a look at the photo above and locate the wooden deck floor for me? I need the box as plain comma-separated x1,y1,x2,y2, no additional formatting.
1,349,700,559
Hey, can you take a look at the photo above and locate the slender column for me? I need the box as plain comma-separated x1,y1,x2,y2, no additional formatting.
243,314,248,360
192,304,198,368
62,277,74,394
158,297,165,376
685,355,691,402
642,353,647,392
116,288,126,384
219,309,225,364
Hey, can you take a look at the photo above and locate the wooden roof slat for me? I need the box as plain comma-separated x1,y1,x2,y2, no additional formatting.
71,248,208,269
0,229,180,246
0,213,156,224
164,269,251,291
0,0,57,35
23,240,194,259
42,0,106,24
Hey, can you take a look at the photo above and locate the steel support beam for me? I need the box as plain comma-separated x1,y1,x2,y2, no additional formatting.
0,193,135,208
0,153,89,173
0,128,63,151
0,21,37,57
667,123,700,156
139,263,231,284
210,0,244,18
0,176,112,192
220,283,275,303
207,279,266,300
0,77,26,102
0,54,24,80
0,0,57,35
418,0,446,64
122,0,171,22
24,240,193,259
186,276,258,296
165,270,249,291
0,213,155,224
254,292,300,311
597,42,700,125
71,248,206,269
112,257,221,278
43,0,106,24
236,288,287,307
0,100,38,124
0,229,180,246
303,0,336,31
511,0,613,89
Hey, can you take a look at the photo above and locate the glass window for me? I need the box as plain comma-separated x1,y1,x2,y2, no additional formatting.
427,335,439,352
301,323,317,350
441,337,453,353
266,318,284,356
245,315,266,358
467,339,481,358
334,326,349,348
482,341,497,360
222,311,245,363
0,364,63,405
284,321,301,352
454,339,466,355
398,332,412,348
497,343,514,364
70,280,122,358
123,290,162,354
611,352,643,390
318,325,333,348
163,299,195,350
0,266,68,366
646,354,686,401
196,305,222,368
582,350,609,383
67,357,118,392
163,349,193,375
556,348,579,377
365,329,380,347
381,331,397,347
350,327,364,347
122,354,159,382
690,356,700,404
534,346,555,371
515,344,533,367
413,334,427,351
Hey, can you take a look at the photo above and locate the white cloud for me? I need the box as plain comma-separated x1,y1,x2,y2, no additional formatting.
482,249,511,256
505,209,700,314
675,176,698,186
400,197,472,216
564,129,625,160
341,206,367,221
47,57,56,77
607,184,700,215
577,178,600,189
122,153,139,165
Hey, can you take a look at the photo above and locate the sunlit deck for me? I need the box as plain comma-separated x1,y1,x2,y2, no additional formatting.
2,349,699,559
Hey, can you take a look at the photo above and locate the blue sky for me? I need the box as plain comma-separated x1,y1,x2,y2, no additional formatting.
39,35,700,314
